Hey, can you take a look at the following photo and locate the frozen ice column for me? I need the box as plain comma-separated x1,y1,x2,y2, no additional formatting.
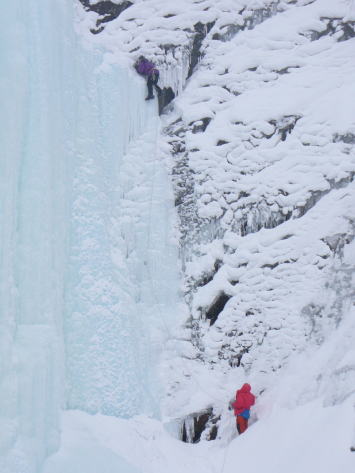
63,62,156,418
0,0,180,470
63,46,180,419
0,0,80,471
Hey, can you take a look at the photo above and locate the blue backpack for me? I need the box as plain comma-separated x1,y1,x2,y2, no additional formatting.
241,409,250,419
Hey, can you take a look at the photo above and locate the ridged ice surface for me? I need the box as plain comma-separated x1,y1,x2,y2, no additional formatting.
0,0,179,471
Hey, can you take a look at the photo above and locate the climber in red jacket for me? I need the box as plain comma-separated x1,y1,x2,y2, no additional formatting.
232,383,255,434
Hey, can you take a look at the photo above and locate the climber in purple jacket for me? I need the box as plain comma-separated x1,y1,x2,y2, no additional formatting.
135,56,162,101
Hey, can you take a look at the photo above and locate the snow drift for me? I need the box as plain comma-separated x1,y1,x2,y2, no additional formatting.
1,0,355,471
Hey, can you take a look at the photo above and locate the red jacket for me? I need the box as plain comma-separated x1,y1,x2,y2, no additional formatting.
233,383,255,416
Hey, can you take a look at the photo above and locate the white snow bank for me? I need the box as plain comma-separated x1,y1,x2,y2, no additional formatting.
43,299,355,472
42,396,355,473
41,410,216,473
225,398,355,473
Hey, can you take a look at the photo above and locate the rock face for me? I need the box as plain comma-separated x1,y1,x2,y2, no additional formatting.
181,408,220,443
76,0,355,441
79,0,133,33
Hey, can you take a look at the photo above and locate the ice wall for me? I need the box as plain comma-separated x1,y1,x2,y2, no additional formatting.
63,61,179,418
0,0,179,471
0,1,74,470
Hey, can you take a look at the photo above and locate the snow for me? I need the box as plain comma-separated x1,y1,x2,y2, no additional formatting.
226,399,355,473
50,296,355,473
2,0,355,470
149,0,355,433
41,396,355,473
76,0,355,465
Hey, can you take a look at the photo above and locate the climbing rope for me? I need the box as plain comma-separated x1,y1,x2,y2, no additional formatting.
143,99,235,472
145,106,159,262
143,104,225,404
144,262,226,405
144,255,233,471
220,414,233,473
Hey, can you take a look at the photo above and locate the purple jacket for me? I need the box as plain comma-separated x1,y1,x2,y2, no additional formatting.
138,60,159,76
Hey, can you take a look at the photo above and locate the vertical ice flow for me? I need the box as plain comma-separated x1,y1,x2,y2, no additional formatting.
64,55,178,419
0,0,179,471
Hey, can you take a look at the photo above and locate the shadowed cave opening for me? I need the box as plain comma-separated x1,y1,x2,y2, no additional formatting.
206,293,231,326
182,409,220,443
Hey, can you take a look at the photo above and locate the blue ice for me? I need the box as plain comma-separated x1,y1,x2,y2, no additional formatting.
0,0,179,471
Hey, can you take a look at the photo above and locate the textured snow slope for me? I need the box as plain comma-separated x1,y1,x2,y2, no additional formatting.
41,398,354,473
75,0,355,457
162,0,355,425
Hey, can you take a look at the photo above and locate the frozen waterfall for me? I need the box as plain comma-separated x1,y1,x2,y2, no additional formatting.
0,0,179,471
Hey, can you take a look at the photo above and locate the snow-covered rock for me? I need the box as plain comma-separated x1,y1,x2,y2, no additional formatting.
2,0,355,471
74,0,355,454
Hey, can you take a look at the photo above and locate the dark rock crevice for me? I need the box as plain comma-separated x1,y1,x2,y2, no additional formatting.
333,133,355,144
233,172,354,237
193,259,223,291
190,117,212,134
212,2,279,42
187,21,216,79
79,0,133,33
158,87,175,115
228,347,250,368
268,115,301,142
182,408,220,443
308,18,355,42
206,293,231,326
